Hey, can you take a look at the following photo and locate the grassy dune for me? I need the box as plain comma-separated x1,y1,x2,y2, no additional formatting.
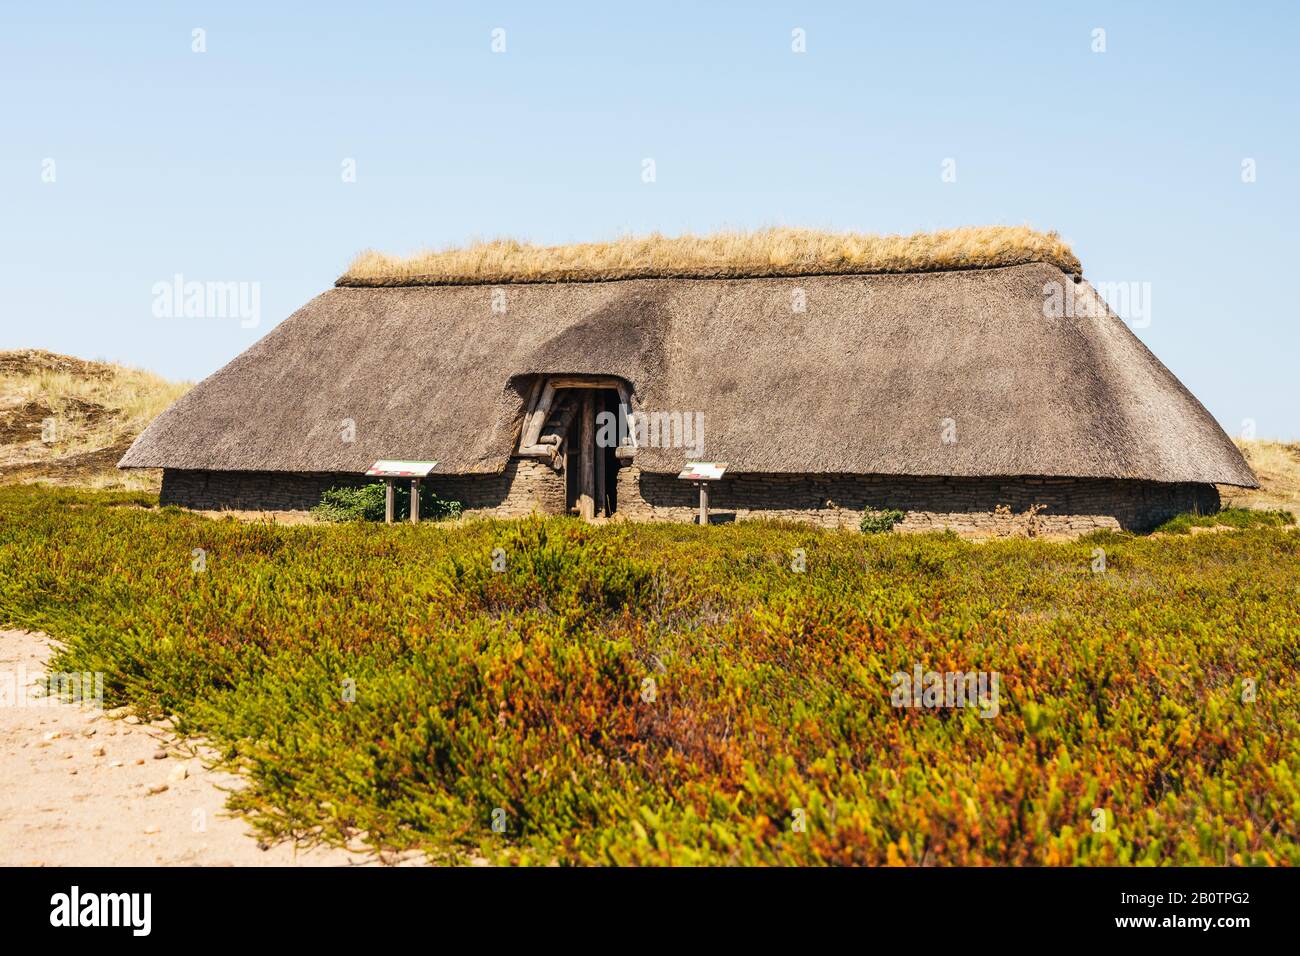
0,350,190,489
1,485,1296,865
1223,439,1300,516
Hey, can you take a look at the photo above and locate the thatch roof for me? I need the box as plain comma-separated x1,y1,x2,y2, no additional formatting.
120,261,1257,487
339,226,1081,287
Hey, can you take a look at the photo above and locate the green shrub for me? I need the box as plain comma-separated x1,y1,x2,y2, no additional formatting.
1153,507,1295,535
435,498,464,521
312,483,389,522
859,507,906,534
311,482,462,523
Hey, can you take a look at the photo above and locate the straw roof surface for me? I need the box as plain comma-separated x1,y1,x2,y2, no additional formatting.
121,261,1256,487
339,226,1081,286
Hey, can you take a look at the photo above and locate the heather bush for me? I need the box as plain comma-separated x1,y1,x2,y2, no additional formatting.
0,485,1296,865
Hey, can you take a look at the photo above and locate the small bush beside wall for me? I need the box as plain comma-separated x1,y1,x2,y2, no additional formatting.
312,482,463,523
860,507,906,534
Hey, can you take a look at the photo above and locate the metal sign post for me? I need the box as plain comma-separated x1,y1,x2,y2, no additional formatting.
366,460,438,524
677,462,728,526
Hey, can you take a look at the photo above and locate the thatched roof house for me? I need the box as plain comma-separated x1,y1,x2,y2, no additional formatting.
121,226,1255,533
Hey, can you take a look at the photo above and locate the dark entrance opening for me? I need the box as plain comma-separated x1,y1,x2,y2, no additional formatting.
563,387,622,518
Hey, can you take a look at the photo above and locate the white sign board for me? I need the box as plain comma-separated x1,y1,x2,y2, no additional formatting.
678,461,728,481
366,460,438,478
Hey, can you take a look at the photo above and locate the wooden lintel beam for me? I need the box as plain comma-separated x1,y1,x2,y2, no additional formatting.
546,376,626,391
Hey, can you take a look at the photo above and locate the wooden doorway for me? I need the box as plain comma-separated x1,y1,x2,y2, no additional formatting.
516,376,635,521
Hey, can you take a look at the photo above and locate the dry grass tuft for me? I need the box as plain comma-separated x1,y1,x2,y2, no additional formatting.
0,349,190,489
338,224,1081,287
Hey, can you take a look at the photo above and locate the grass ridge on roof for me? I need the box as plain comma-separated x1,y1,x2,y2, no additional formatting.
337,225,1081,287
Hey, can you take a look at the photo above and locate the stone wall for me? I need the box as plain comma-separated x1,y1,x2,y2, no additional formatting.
161,463,1219,535
160,460,566,518
615,468,1219,534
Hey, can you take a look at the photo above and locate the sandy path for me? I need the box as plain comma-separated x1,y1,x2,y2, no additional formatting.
0,629,413,866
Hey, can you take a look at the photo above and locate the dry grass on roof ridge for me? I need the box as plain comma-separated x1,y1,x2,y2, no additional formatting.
337,225,1081,287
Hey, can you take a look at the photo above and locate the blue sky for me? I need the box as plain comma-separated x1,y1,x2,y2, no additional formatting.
2,1,1296,438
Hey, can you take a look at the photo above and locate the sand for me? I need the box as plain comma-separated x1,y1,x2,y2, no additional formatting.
0,629,415,866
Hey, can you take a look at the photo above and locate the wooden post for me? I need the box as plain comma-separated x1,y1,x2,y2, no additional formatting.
410,478,421,524
594,405,607,518
579,391,595,520
698,482,709,526
385,479,394,524
616,383,636,451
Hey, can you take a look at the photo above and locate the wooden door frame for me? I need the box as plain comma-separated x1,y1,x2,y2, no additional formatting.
517,376,635,459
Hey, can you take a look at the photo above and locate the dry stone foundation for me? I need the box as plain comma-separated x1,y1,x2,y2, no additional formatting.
161,463,1218,535
616,468,1219,534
